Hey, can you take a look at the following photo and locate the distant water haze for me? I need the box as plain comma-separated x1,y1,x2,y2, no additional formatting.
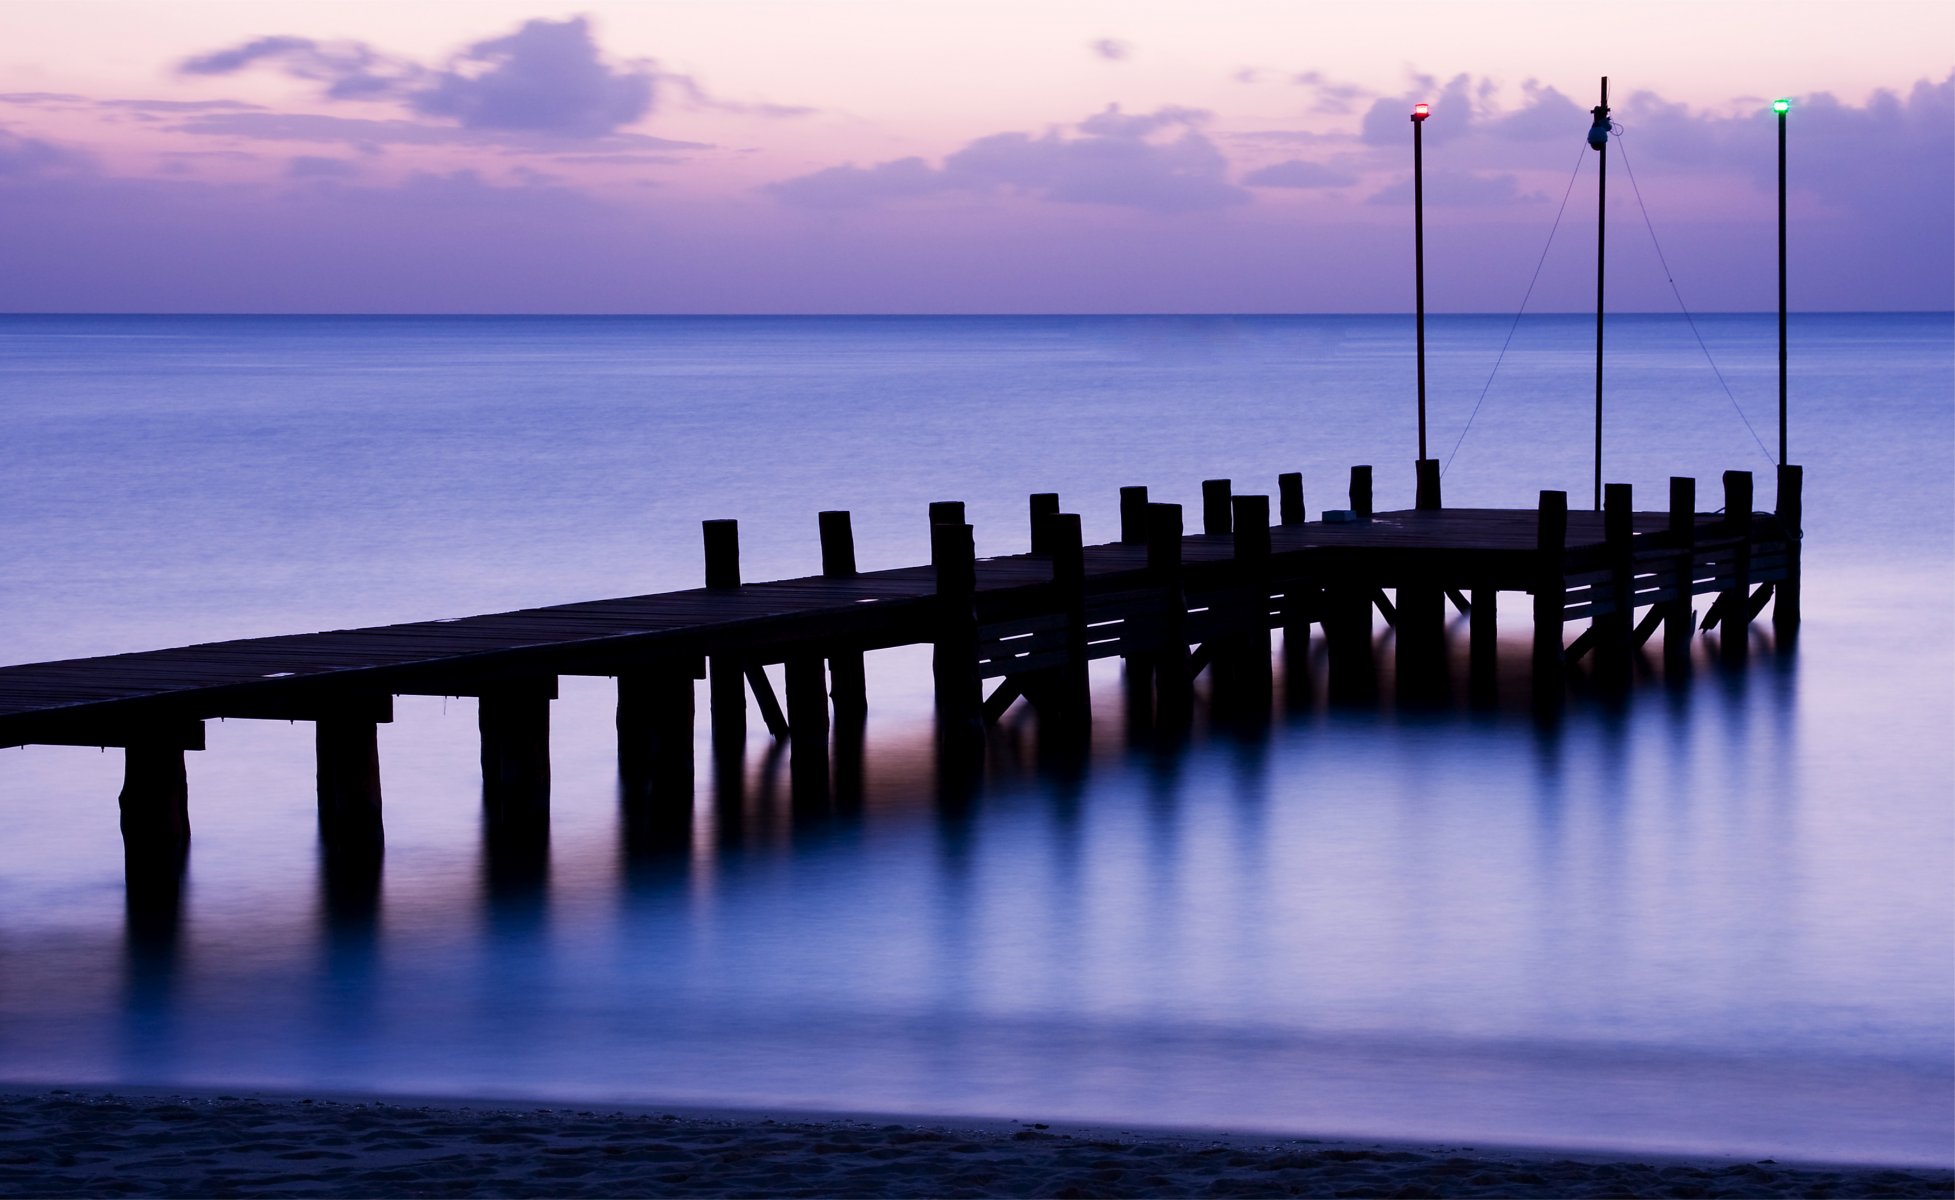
0,314,1948,1166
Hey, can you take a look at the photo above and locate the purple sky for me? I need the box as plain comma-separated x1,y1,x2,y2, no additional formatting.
0,3,1948,313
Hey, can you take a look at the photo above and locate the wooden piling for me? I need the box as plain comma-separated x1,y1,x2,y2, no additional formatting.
818,511,868,723
120,737,193,888
1029,492,1060,553
1202,479,1232,536
617,659,697,804
1533,490,1569,680
478,676,554,823
1035,511,1091,733
1147,502,1192,724
1665,477,1696,664
931,521,983,750
1415,458,1442,511
785,653,829,799
1278,472,1305,525
316,713,384,855
1349,465,1373,519
1119,485,1149,545
703,519,740,589
1721,470,1754,658
1469,586,1497,693
1599,482,1635,679
1219,494,1273,716
929,499,966,526
703,518,747,747
1775,464,1802,634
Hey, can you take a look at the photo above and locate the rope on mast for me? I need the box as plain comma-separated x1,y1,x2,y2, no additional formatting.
1441,144,1590,475
1612,126,1777,467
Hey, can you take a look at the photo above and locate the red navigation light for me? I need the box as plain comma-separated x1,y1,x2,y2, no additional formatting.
1411,103,1430,120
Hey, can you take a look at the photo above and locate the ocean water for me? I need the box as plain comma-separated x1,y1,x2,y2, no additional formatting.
0,313,1948,1166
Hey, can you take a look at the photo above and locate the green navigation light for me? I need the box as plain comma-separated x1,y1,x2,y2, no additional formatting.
1773,99,1792,113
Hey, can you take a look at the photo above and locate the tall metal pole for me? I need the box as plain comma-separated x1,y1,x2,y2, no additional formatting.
1412,103,1430,463
1777,99,1789,467
1588,77,1610,512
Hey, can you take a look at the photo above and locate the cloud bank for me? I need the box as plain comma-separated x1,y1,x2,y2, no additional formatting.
768,105,1250,214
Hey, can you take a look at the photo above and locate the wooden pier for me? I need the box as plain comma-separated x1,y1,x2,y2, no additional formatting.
0,461,1801,891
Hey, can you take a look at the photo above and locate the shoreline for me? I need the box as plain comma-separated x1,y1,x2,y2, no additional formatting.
3,1085,1949,1198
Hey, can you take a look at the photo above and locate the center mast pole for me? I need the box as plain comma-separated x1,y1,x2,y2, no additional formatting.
1588,76,1610,512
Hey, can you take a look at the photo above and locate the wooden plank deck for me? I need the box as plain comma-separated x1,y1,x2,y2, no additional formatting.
0,506,1782,747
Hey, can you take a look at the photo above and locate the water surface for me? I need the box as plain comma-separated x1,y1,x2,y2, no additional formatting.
0,314,1948,1165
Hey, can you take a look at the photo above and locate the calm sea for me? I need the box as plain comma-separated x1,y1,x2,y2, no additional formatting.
0,314,1949,1165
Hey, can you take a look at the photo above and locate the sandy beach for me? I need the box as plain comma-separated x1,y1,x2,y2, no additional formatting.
1,1089,1947,1198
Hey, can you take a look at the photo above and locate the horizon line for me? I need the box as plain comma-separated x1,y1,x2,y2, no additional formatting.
1,310,1948,319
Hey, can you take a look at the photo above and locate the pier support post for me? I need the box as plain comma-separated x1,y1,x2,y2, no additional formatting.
1598,482,1635,683
1665,477,1697,668
1028,492,1060,553
932,521,983,755
479,677,554,825
1415,458,1442,511
120,733,197,893
1216,494,1273,721
1148,503,1192,730
703,518,747,750
1720,470,1754,661
818,510,868,723
1278,472,1305,525
1202,479,1233,536
1774,464,1802,637
316,713,384,856
1394,579,1447,703
1119,485,1149,545
1324,582,1375,702
1026,511,1091,741
1532,490,1569,700
618,659,697,808
785,653,830,802
1469,587,1498,700
928,499,966,527
1349,466,1373,519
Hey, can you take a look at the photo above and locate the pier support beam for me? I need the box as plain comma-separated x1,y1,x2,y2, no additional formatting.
1147,502,1192,730
1774,464,1802,637
479,677,554,825
1214,494,1273,723
1324,582,1375,702
703,518,746,750
1532,490,1569,705
1719,471,1754,662
785,653,830,802
120,730,199,893
316,715,384,857
932,520,983,756
1597,482,1635,684
1665,477,1697,668
1027,511,1090,739
819,510,869,723
1469,587,1498,700
1394,579,1447,703
617,659,698,808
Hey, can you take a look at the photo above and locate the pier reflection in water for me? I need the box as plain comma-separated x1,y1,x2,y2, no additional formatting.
40,617,1940,1167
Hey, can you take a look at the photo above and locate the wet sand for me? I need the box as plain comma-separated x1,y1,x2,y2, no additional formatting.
1,1089,1948,1198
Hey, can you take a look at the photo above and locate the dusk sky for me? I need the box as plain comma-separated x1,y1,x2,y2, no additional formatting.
1,1,1949,313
